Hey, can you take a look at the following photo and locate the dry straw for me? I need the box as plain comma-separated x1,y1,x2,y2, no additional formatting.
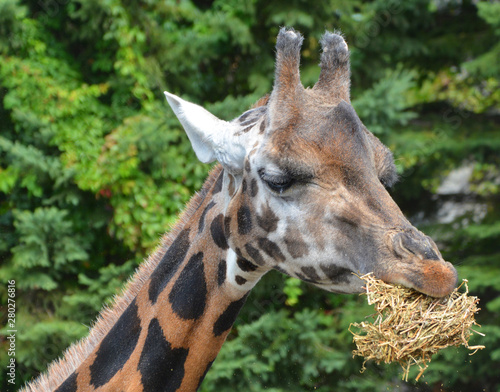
349,273,485,381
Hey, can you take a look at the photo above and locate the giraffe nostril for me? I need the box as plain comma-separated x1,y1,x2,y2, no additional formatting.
393,232,441,261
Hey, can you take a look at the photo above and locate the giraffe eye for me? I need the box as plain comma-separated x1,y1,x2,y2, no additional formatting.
258,169,295,194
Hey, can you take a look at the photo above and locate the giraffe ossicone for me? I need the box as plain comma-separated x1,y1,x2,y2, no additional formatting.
24,27,457,392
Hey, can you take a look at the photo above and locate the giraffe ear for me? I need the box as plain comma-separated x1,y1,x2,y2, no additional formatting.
164,91,247,172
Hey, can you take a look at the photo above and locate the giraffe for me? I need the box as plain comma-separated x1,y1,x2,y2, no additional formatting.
23,28,458,392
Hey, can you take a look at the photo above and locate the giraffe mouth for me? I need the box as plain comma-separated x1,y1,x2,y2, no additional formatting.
371,230,459,298
375,258,458,298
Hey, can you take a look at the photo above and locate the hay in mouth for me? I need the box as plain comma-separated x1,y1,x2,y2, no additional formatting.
349,273,485,381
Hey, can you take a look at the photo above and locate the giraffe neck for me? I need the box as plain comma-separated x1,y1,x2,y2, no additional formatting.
26,166,267,392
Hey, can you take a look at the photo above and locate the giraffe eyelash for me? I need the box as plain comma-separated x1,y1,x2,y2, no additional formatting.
258,169,296,194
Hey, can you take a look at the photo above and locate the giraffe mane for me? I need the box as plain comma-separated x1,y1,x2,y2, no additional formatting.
22,165,224,392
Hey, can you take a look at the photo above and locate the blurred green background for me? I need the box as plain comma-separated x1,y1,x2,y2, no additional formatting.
0,0,499,391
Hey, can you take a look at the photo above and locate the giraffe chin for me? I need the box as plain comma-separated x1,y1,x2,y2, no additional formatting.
375,259,458,298
310,274,366,295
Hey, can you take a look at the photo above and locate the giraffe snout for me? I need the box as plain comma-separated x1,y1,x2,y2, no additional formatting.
378,230,459,297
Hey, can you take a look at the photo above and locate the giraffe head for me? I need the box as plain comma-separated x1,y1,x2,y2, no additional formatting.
165,28,457,298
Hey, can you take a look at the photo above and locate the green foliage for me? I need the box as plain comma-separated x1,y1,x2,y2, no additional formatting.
283,277,303,306
352,65,417,136
0,0,499,391
467,2,500,78
202,309,352,392
8,207,88,291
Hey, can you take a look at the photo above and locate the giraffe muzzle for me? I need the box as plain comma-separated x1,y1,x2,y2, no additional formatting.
377,231,459,298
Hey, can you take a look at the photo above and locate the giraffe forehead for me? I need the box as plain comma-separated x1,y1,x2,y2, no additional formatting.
254,101,373,178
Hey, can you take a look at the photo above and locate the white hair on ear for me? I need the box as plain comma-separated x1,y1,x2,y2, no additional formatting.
164,91,248,173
